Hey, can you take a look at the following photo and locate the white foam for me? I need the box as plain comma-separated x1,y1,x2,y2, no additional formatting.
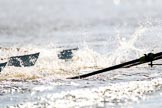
5,78,162,108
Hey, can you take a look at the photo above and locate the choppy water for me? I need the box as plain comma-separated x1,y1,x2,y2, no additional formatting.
0,0,162,108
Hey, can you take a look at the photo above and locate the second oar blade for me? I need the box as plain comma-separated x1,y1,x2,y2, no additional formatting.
8,52,40,67
58,48,78,60
0,62,7,72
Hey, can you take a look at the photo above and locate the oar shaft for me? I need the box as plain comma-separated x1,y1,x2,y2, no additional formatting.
69,58,140,79
68,52,162,79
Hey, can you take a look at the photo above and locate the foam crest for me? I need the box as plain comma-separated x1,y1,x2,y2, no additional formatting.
71,47,110,69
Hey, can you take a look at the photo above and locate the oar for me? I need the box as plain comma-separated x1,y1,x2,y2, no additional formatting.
0,62,7,72
68,52,162,79
58,48,78,60
7,52,40,67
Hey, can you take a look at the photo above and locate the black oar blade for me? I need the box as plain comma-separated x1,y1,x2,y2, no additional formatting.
8,52,40,67
0,62,7,72
58,48,78,60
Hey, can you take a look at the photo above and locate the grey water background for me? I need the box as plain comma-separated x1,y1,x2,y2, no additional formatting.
0,0,162,48
1,0,162,108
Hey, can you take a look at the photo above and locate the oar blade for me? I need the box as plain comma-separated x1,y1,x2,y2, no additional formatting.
8,52,40,67
0,62,7,72
58,48,78,60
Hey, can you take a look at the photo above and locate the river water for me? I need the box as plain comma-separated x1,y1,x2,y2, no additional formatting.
0,0,162,107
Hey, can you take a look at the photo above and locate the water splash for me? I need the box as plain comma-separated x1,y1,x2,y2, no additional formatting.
109,26,148,65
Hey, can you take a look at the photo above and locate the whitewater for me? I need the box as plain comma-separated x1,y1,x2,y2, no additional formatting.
0,0,162,107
